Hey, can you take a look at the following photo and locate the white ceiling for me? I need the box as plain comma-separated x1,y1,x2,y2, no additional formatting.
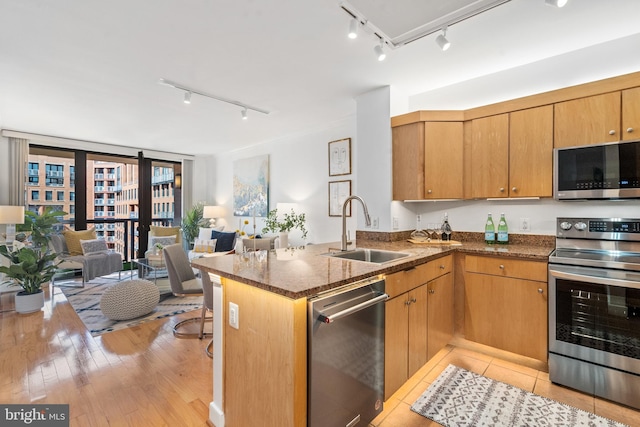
1,0,639,156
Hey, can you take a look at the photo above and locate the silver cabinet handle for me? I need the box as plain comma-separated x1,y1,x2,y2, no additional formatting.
405,300,411,306
427,189,432,194
609,130,616,135
499,187,505,192
538,288,544,294
627,127,634,133
499,264,505,269
410,297,417,303
429,289,435,294
439,264,445,269
512,187,517,192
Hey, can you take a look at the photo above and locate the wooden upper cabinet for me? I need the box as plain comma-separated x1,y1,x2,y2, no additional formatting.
392,122,424,200
509,105,553,197
469,114,509,198
554,92,621,148
424,122,463,199
622,87,640,141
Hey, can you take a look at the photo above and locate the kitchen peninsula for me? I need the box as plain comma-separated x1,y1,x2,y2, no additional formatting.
192,237,553,427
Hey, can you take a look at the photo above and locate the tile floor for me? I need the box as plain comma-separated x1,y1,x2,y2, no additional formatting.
370,346,640,426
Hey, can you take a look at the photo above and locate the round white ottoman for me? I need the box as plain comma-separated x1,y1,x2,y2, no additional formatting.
100,279,160,321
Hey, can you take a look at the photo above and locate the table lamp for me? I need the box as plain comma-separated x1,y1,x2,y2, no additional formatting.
0,205,25,244
203,205,224,227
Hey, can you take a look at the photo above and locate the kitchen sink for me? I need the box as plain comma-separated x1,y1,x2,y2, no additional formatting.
323,248,411,264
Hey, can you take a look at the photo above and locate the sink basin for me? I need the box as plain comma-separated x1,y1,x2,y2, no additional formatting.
323,248,411,264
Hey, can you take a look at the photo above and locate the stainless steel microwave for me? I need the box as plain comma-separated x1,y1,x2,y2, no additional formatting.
554,139,640,200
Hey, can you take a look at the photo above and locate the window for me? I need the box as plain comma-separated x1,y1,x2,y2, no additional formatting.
70,165,75,186
57,191,64,201
70,191,75,201
31,190,39,200
45,190,53,201
45,163,64,186
28,162,39,185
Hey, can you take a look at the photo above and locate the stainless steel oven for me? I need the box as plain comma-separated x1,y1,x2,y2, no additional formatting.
548,217,640,409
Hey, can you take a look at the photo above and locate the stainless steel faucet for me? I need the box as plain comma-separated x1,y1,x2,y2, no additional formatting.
341,195,372,251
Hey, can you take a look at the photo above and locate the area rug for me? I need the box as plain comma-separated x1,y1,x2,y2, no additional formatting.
411,364,628,427
59,273,203,337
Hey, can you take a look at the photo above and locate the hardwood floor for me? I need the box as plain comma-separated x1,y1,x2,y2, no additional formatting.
0,284,212,427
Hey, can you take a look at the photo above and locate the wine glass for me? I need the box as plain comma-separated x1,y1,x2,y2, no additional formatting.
425,224,435,241
432,223,443,242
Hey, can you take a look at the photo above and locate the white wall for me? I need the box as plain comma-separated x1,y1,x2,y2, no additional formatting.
0,136,9,205
210,117,357,245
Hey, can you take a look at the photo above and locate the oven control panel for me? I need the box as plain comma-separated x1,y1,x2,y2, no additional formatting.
556,217,640,240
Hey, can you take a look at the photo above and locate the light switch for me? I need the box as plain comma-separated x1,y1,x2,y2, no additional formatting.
229,302,239,329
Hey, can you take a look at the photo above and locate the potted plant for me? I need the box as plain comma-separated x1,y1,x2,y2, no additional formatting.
0,207,65,313
181,202,208,249
262,208,308,248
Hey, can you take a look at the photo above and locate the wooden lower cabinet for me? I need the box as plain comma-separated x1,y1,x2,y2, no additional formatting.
464,270,548,363
385,273,453,400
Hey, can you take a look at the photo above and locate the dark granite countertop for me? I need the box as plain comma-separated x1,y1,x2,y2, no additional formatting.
191,237,554,299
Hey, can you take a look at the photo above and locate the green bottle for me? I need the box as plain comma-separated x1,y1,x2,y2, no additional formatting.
485,213,495,244
497,213,509,244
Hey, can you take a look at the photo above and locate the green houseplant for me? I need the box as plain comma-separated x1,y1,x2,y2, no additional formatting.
262,208,308,240
0,207,65,313
181,202,209,247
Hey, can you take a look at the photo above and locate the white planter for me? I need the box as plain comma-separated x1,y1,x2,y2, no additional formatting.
275,232,289,249
15,290,45,314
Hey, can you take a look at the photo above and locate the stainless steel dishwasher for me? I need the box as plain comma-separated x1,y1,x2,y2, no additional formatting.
308,277,387,427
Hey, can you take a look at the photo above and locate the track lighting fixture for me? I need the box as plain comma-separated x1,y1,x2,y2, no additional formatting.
348,18,359,39
545,0,568,7
374,40,386,61
158,78,270,117
435,27,451,51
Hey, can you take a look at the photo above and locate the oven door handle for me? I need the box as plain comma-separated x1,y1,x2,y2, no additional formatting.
549,267,640,289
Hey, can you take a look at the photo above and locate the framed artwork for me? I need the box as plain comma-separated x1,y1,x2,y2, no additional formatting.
329,180,351,217
328,138,351,176
233,155,269,217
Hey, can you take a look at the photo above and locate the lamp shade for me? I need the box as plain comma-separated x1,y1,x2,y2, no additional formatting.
203,205,224,219
0,205,25,224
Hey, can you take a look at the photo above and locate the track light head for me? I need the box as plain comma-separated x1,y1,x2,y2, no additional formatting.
436,27,451,51
374,40,386,61
348,18,359,39
545,0,568,7
241,108,248,120
184,91,192,104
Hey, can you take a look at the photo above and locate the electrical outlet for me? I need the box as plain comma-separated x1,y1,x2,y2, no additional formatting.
520,218,531,232
372,217,379,229
393,217,399,230
229,302,239,329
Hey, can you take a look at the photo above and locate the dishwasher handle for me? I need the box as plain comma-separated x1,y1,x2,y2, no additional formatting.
318,292,388,324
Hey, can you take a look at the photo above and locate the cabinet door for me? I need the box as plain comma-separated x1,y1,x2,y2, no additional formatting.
509,105,553,197
385,294,409,400
622,87,640,141
393,122,425,200
469,114,509,198
407,284,428,378
427,273,454,360
554,92,621,148
424,122,463,199
464,273,548,362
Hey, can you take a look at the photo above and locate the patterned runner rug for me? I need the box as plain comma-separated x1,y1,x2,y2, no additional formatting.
59,272,202,337
411,364,628,427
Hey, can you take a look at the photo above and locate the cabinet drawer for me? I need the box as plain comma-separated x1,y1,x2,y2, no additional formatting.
465,254,546,282
386,255,453,299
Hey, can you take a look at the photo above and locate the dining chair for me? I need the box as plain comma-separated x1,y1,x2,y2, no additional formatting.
163,244,212,339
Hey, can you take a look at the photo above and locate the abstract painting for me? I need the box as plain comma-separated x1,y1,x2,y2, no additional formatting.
233,155,269,217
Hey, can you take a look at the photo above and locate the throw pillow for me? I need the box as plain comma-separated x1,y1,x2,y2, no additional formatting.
149,225,182,244
80,239,109,254
197,226,225,241
193,238,217,253
211,230,236,252
150,235,177,249
62,229,97,256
